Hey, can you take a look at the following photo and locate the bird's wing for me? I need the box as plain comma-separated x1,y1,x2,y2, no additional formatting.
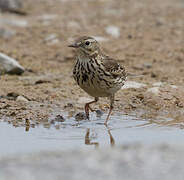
102,56,127,78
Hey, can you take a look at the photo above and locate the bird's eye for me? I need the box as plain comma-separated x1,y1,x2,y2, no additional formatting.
85,41,90,46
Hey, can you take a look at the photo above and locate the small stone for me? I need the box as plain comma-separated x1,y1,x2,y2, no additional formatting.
50,120,55,124
1,19,28,27
64,103,74,109
7,92,19,98
122,81,147,89
147,87,160,95
16,95,29,102
44,34,57,41
155,21,163,26
95,110,103,117
4,92,19,100
37,14,58,21
54,115,65,122
0,28,16,39
143,62,152,69
170,85,178,89
35,79,51,84
0,52,24,75
92,36,108,42
0,0,22,12
136,93,144,101
75,112,87,121
132,65,144,71
67,21,80,29
151,72,157,78
105,25,120,38
44,34,59,45
153,82,163,87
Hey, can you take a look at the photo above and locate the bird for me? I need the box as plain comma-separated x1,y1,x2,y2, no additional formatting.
68,36,127,125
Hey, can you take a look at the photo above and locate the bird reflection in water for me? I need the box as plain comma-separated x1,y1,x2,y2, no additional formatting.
85,126,115,148
25,119,30,131
24,118,115,148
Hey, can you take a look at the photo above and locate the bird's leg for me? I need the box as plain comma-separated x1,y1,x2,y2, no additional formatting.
85,128,99,148
108,129,115,147
85,97,99,119
104,95,114,125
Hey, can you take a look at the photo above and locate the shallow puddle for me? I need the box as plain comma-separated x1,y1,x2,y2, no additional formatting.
1,112,184,157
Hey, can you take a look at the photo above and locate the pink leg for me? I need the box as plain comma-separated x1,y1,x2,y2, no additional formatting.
85,97,99,119
104,95,114,125
85,128,99,148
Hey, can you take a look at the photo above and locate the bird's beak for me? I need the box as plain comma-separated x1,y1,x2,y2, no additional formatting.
68,43,79,48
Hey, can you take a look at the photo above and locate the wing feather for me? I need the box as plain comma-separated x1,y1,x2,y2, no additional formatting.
102,56,127,78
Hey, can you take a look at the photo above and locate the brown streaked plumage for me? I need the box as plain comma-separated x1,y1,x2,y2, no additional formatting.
69,36,127,125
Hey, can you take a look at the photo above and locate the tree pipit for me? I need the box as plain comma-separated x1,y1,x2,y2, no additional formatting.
69,36,127,125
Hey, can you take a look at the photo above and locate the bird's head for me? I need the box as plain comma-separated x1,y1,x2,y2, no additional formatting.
68,36,101,56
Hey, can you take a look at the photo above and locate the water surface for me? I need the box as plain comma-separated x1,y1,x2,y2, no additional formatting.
1,112,184,157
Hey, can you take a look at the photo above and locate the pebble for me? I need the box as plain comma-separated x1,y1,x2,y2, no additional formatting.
143,62,152,69
151,72,157,78
170,85,178,89
0,52,24,75
0,0,22,11
64,103,74,109
44,34,59,45
0,28,16,39
37,14,57,26
147,87,160,95
92,36,108,42
153,82,163,87
52,115,65,123
95,110,103,117
16,95,29,102
122,81,147,89
67,21,81,30
75,112,87,121
1,19,28,27
1,92,19,100
105,25,120,38
128,34,132,39
37,14,58,21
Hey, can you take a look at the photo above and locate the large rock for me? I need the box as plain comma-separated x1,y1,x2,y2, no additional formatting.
0,0,22,10
0,52,24,75
0,0,25,15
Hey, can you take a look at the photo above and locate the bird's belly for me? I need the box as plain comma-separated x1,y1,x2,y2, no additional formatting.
73,63,125,97
80,83,110,97
79,77,123,97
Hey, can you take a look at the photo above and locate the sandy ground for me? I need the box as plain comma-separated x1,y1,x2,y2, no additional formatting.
0,0,184,127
